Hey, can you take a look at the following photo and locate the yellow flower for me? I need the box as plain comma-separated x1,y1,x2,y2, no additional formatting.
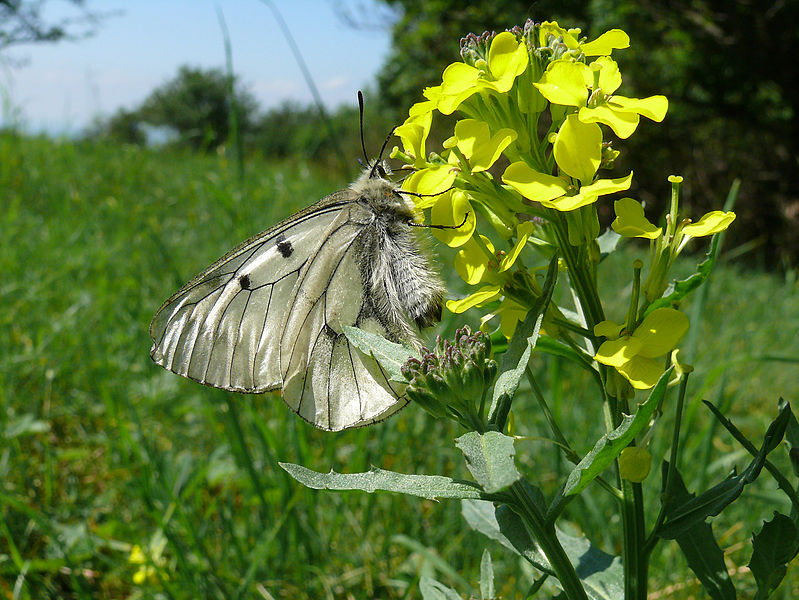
444,119,517,173
538,21,630,56
503,160,632,212
611,197,661,239
428,31,528,115
682,211,737,237
394,103,434,168
594,308,689,389
535,57,668,139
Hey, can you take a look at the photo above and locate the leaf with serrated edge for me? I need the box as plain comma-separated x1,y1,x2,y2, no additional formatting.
564,368,671,496
343,325,418,383
455,431,520,493
749,512,799,599
661,463,736,600
280,463,484,500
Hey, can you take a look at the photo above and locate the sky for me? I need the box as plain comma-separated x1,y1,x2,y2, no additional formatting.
0,0,396,135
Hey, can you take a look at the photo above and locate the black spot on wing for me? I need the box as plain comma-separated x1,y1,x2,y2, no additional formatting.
238,274,251,289
275,234,294,258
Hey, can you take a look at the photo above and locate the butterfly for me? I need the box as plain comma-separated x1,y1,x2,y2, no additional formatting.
149,127,446,431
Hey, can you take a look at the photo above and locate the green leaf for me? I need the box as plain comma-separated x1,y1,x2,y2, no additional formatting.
279,463,484,500
461,499,551,573
749,512,799,600
462,499,623,600
661,463,736,600
488,255,558,429
658,401,791,539
343,325,418,383
454,431,520,493
597,227,623,259
480,549,494,600
563,368,671,496
419,576,464,600
644,234,720,317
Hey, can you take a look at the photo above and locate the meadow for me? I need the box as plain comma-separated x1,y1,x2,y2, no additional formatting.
2,132,799,599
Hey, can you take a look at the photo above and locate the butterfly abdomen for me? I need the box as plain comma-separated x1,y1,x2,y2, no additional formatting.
358,212,444,346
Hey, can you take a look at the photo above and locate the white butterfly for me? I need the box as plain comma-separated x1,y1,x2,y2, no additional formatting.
149,163,444,431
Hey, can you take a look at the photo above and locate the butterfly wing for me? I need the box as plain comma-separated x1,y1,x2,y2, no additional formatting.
149,192,350,392
150,191,409,431
279,203,408,431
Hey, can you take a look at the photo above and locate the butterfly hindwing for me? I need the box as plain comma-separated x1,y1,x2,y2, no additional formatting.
279,204,407,430
149,193,350,392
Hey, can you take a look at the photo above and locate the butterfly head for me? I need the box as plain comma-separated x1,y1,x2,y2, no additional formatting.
351,163,417,219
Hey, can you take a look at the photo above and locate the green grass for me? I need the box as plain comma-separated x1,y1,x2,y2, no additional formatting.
1,133,799,598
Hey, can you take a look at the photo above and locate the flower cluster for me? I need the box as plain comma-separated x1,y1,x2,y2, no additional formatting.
402,326,497,429
392,20,735,392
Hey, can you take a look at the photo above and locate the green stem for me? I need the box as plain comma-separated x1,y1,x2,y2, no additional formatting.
508,482,589,600
644,373,689,552
619,478,647,599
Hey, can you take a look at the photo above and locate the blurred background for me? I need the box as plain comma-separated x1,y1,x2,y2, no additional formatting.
2,1,799,598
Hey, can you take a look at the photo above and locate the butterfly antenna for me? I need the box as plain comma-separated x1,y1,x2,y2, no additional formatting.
408,212,471,230
357,91,370,168
370,126,397,179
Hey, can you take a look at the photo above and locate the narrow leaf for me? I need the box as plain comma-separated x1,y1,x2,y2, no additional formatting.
749,512,799,599
480,549,495,600
489,255,558,427
658,402,791,539
455,431,520,493
661,463,736,599
279,463,484,500
343,325,418,383
563,368,671,496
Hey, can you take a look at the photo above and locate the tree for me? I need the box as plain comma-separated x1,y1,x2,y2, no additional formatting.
138,66,260,152
0,0,102,52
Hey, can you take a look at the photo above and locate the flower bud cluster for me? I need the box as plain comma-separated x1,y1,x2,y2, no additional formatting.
459,31,493,65
401,326,498,429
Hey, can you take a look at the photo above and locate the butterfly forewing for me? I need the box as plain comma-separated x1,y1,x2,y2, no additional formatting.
149,190,409,431
149,195,348,392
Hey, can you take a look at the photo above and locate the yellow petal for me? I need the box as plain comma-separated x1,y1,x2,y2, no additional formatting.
431,190,476,247
500,299,528,339
580,29,630,56
617,355,664,389
402,164,457,205
611,197,662,239
594,320,624,339
539,191,598,212
589,56,622,95
502,161,569,203
595,337,642,367
498,221,534,272
633,308,689,357
579,104,640,138
534,60,589,107
612,95,669,122
486,32,529,92
446,285,501,313
579,171,633,197
682,211,736,237
554,115,602,184
455,235,495,284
